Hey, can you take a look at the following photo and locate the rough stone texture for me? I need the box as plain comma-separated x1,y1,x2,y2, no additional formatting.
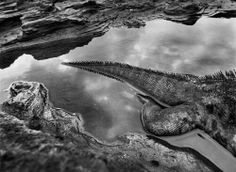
0,81,222,172
1,0,236,68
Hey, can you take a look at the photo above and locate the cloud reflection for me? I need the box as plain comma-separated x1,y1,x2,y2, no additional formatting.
84,77,112,91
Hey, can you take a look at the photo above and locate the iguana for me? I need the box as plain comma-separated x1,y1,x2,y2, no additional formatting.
62,61,236,157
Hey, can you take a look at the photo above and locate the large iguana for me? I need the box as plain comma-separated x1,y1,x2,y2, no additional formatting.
62,61,236,157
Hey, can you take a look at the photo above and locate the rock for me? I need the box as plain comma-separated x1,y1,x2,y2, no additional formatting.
1,0,236,68
123,18,146,28
0,81,222,172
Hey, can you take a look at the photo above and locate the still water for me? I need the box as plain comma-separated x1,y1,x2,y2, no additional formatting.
1,17,236,171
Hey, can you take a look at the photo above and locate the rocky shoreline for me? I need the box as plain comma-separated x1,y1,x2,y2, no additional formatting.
0,81,222,172
1,0,236,68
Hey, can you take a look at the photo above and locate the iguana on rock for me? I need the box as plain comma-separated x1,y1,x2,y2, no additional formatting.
62,61,236,157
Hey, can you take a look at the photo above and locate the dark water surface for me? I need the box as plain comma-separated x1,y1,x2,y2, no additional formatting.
1,17,236,171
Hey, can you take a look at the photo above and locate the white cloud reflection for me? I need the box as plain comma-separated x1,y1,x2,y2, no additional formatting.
0,54,33,80
84,77,112,91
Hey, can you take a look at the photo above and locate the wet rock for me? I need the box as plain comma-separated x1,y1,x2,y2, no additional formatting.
1,0,236,68
123,18,146,28
0,81,222,172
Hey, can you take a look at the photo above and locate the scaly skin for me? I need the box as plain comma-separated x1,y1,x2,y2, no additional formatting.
62,61,236,157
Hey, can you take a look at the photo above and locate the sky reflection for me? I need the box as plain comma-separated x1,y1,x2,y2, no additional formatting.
1,17,236,141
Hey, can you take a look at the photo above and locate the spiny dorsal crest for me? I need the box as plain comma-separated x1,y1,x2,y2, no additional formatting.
199,70,236,82
62,61,198,81
62,61,236,82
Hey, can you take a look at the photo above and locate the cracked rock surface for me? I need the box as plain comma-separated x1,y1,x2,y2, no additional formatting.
1,0,236,68
0,81,222,172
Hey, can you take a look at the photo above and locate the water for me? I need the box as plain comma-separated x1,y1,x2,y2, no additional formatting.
1,17,236,171
163,130,236,172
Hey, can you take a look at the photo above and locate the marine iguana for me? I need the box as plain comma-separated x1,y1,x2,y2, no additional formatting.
62,61,236,157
